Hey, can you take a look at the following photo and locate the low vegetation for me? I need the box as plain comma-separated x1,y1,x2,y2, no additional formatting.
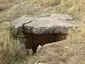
0,0,85,64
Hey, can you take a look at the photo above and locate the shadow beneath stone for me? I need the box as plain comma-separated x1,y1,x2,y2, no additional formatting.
24,33,68,54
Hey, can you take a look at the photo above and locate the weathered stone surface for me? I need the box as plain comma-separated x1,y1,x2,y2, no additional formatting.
13,15,34,30
13,14,78,34
36,40,70,64
12,15,35,36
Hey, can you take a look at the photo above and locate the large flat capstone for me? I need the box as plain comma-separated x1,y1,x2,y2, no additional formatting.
13,14,78,34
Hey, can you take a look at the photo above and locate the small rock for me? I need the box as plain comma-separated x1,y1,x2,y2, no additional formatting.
35,62,48,64
36,45,43,53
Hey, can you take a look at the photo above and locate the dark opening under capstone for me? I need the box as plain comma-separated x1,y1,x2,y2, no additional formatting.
24,33,67,54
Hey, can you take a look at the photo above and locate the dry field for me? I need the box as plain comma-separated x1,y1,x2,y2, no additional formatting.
0,0,85,64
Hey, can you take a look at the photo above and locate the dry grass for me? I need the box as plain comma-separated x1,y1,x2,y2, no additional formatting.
0,22,24,64
0,0,14,11
0,22,39,64
0,0,85,64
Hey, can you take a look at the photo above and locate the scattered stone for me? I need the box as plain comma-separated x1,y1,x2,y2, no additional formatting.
35,61,48,64
36,45,43,53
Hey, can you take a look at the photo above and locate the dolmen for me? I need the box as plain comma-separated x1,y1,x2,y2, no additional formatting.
12,14,78,53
